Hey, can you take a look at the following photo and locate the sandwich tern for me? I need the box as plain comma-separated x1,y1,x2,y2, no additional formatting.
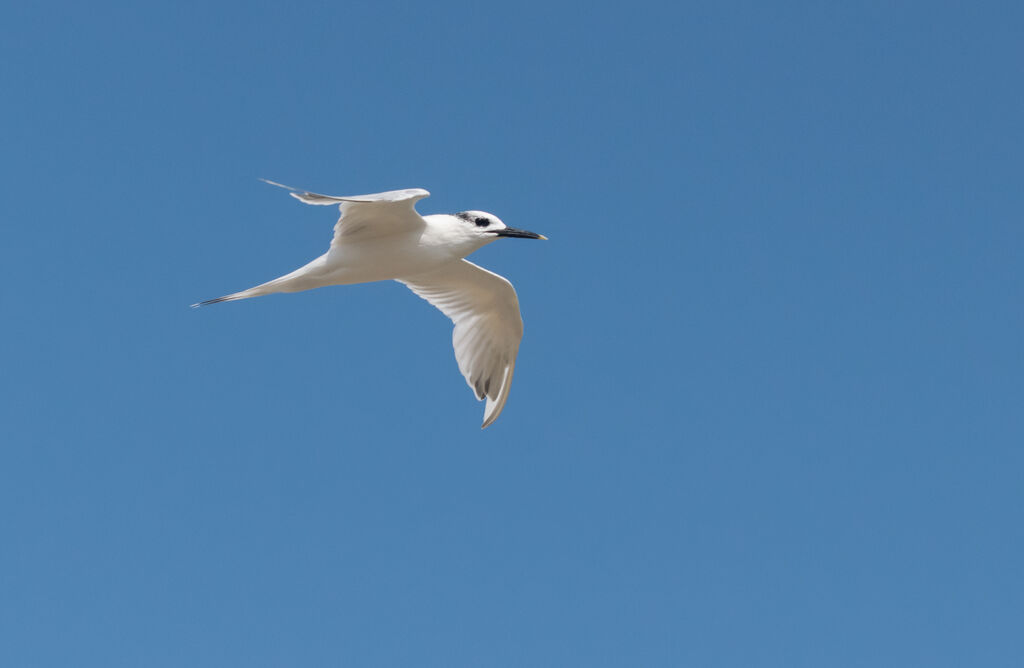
193,180,546,428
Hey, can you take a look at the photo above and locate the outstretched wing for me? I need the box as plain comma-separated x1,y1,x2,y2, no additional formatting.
398,260,524,428
261,179,430,246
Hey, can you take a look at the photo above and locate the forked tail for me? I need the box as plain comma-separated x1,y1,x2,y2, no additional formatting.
192,256,327,308
191,286,268,308
190,275,298,308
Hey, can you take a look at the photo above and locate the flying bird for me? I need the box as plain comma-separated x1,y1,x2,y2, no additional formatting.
193,180,546,428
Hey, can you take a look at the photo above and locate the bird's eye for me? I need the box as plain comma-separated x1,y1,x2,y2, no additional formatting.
474,217,489,227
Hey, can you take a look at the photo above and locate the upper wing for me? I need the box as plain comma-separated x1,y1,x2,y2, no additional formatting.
261,179,430,246
398,260,525,428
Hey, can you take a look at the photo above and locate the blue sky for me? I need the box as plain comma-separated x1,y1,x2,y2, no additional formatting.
3,1,1022,666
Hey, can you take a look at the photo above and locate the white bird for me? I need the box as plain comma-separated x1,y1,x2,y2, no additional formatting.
193,180,546,428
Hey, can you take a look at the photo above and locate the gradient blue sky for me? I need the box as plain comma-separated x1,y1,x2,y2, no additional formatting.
3,1,1022,666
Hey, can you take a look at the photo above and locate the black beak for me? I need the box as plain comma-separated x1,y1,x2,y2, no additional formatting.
493,227,547,240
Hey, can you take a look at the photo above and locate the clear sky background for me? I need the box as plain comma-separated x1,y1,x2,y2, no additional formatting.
3,1,1022,666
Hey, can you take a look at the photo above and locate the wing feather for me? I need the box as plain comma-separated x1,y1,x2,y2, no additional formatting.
398,260,524,428
261,179,430,246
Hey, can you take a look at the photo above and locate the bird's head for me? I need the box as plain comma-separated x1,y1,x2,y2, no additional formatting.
452,211,547,246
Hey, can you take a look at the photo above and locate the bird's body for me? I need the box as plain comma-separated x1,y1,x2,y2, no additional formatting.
253,214,473,291
194,181,545,428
